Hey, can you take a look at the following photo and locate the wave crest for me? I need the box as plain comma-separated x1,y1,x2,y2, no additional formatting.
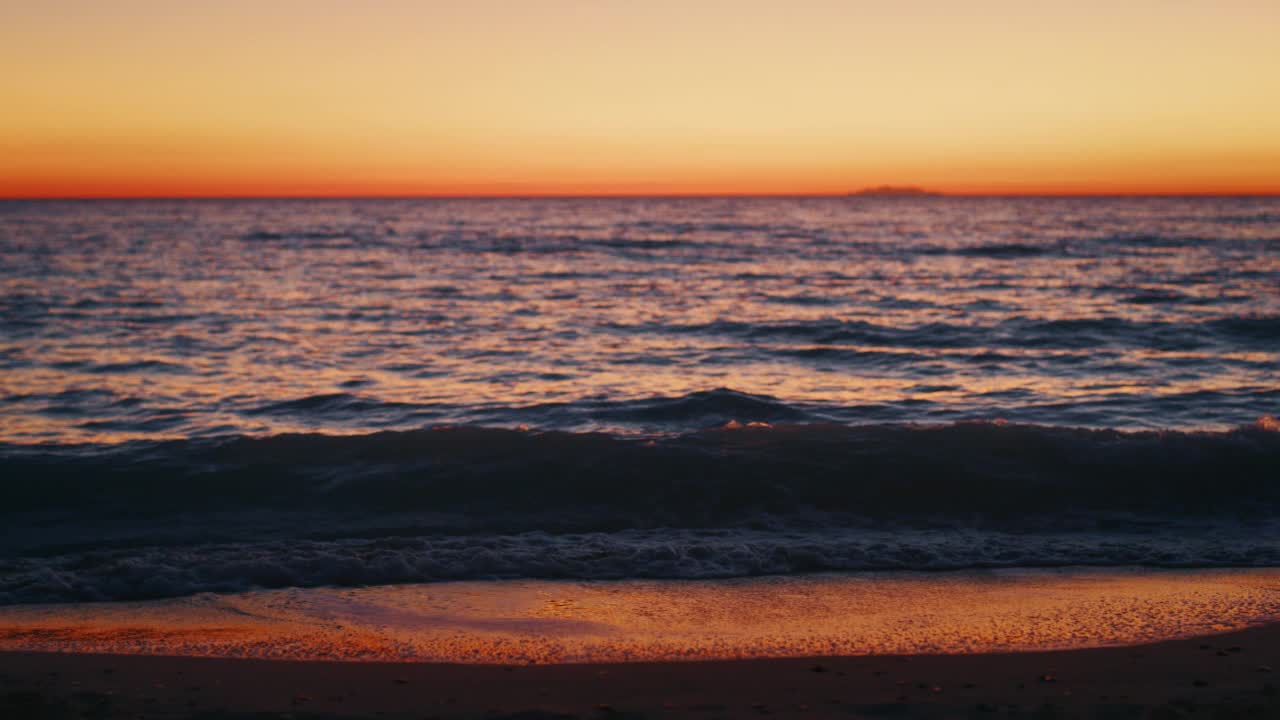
4,420,1278,522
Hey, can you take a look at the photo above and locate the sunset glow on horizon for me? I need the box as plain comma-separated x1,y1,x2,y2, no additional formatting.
3,0,1279,198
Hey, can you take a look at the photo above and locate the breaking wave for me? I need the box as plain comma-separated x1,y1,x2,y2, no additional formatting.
2,417,1278,603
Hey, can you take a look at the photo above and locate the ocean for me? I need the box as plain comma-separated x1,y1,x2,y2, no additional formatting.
1,196,1278,605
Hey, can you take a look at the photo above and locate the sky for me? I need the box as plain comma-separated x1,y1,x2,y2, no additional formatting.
2,0,1278,197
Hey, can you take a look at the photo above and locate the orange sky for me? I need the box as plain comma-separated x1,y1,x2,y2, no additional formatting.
2,0,1279,197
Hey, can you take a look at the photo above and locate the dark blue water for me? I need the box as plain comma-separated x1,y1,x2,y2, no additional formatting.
1,197,1278,603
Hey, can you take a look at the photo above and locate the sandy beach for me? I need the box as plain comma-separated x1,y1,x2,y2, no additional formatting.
2,570,1279,719
2,622,1277,719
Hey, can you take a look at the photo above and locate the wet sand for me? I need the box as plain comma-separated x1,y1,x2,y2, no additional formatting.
4,570,1280,663
3,570,1279,718
2,622,1278,719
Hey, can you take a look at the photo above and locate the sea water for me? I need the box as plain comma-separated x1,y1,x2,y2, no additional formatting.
1,196,1278,605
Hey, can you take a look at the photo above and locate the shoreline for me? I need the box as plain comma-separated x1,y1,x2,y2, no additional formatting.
5,569,1279,664
3,623,1278,719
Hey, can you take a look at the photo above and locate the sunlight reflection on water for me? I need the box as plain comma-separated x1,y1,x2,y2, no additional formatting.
2,197,1278,442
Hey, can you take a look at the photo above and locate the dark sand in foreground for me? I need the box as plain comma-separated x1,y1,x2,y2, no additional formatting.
3,623,1278,719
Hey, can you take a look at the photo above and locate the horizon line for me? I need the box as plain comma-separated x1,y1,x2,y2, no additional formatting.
3,191,1280,201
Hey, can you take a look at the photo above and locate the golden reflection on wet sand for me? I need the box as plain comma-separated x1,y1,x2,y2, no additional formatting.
1,569,1278,664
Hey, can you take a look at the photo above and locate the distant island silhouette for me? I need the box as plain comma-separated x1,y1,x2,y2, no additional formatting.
849,186,943,197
